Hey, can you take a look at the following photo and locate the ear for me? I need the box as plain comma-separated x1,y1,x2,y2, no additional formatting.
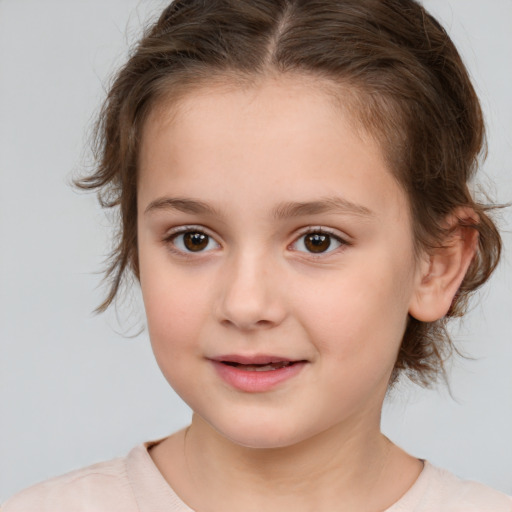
408,207,479,322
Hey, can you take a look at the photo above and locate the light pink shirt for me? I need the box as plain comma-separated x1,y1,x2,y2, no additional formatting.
3,439,511,511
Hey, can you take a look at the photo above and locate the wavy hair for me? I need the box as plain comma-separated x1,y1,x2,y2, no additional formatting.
77,0,503,386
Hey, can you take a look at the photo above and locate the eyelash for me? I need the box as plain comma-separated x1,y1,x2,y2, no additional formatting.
291,227,350,257
162,226,350,258
163,225,220,258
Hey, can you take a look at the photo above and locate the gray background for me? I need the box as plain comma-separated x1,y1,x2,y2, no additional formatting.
1,0,511,501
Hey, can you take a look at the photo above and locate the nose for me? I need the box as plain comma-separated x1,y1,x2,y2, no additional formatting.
216,250,287,331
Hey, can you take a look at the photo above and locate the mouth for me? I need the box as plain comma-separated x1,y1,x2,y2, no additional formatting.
221,360,299,372
210,355,307,392
212,354,306,371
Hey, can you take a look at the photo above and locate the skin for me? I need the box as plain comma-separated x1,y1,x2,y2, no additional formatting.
136,76,477,512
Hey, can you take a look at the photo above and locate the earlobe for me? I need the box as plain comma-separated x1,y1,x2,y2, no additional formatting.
408,208,479,323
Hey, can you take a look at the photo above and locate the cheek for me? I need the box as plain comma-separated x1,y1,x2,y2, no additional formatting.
141,273,213,402
294,262,412,364
139,251,211,361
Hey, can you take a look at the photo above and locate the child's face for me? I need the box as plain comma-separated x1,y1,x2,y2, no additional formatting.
137,77,423,448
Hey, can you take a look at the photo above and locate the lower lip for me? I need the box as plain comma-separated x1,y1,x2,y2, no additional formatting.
211,361,307,392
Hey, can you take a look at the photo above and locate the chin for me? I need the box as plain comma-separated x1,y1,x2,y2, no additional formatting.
210,416,316,450
224,432,302,450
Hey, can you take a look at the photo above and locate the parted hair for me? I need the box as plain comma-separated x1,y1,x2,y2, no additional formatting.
77,0,502,386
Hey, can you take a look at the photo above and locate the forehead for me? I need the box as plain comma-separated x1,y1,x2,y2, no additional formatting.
138,76,409,225
143,74,368,150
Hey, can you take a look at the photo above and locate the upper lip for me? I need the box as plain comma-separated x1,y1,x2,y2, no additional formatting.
210,354,301,365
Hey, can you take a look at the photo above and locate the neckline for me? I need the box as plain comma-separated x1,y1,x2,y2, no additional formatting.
126,437,434,512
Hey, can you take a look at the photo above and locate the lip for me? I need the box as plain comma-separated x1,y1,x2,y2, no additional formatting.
211,354,296,365
210,354,307,393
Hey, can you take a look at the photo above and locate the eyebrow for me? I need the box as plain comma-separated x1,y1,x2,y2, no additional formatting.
144,197,220,216
272,196,374,220
144,195,374,219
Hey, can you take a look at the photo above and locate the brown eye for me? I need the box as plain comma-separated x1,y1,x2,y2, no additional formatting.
292,230,344,255
183,232,209,251
304,233,331,253
170,230,219,253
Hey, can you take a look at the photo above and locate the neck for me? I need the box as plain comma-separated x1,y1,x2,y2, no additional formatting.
151,412,421,512
187,412,386,488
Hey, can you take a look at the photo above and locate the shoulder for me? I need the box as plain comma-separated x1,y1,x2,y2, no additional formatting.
434,466,512,511
400,462,512,512
1,456,137,512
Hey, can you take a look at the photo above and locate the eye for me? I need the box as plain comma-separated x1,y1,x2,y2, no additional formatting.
167,229,220,253
292,230,345,254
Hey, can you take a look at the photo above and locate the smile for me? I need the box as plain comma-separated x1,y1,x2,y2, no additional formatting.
210,356,307,392
222,361,295,371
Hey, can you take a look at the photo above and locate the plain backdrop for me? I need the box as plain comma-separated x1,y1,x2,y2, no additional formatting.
1,0,511,501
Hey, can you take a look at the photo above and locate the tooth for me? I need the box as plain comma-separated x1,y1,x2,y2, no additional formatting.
239,362,292,371
246,364,273,371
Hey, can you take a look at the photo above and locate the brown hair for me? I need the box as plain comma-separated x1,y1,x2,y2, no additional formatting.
77,0,503,386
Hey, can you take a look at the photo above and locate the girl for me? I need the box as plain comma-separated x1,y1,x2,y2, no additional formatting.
3,0,511,510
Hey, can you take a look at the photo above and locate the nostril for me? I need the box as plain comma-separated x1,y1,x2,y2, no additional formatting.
220,318,271,331
216,269,287,329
